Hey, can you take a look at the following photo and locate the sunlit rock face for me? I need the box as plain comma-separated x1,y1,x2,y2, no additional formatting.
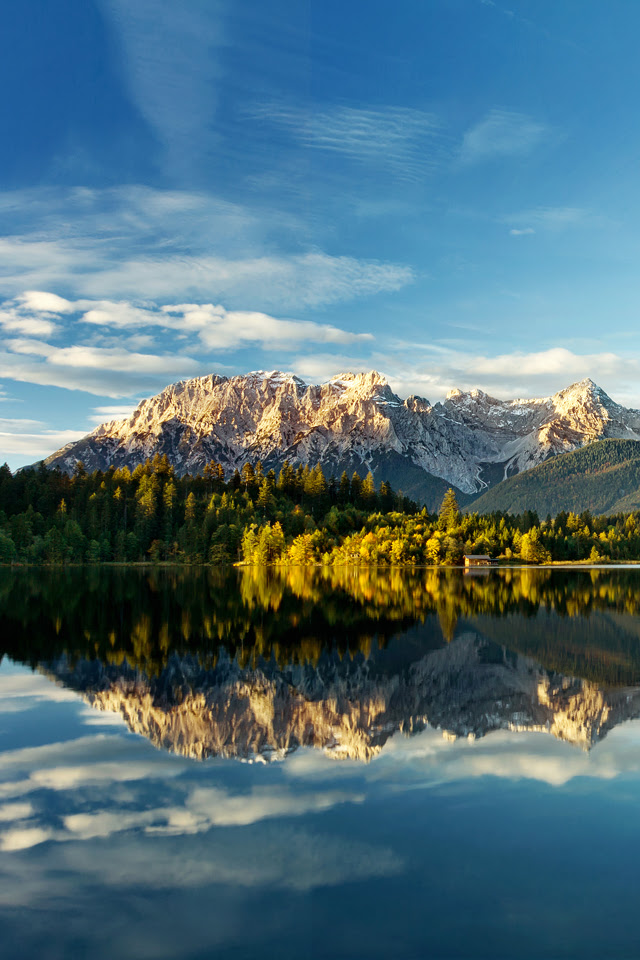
40,631,640,762
43,371,640,498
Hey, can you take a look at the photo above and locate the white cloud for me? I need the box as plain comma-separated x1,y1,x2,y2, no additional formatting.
81,298,374,349
0,292,376,411
0,733,188,803
4,338,54,358
0,671,83,709
0,418,43,430
460,109,547,163
59,786,363,842
0,322,202,400
0,429,88,460
6,287,640,417
88,404,137,424
178,786,363,830
0,354,196,399
293,345,640,410
0,826,53,852
0,309,60,338
400,347,640,408
17,291,74,313
0,186,414,311
47,344,192,373
471,346,632,380
282,720,640,790
78,706,128,726
73,252,413,309
0,238,413,311
0,802,33,822
0,825,402,906
509,227,535,236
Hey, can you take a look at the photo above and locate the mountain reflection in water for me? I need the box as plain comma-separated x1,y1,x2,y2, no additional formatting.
3,565,640,761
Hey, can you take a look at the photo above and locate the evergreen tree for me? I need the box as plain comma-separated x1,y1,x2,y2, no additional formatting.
438,488,460,532
361,471,376,505
338,471,351,505
351,472,363,505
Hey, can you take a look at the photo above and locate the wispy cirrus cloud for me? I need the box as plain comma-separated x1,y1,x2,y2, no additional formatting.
255,103,449,181
503,205,589,233
99,0,225,175
75,253,413,310
0,186,413,310
0,239,412,311
460,109,547,164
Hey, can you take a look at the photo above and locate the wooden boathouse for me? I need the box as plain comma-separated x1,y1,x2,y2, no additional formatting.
463,554,497,567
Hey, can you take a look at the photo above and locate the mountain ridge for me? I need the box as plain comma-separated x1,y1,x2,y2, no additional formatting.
42,370,640,507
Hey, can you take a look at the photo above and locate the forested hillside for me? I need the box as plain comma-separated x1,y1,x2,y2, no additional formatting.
0,457,417,565
469,440,640,516
2,456,640,564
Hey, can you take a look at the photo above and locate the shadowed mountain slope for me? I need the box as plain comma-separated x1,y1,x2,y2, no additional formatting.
467,439,640,516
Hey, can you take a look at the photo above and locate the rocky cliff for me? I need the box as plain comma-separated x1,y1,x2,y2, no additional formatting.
44,371,640,497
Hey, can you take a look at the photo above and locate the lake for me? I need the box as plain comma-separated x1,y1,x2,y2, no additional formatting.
2,565,640,959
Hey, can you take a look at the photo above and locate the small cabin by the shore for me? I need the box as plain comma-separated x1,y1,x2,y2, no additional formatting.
463,554,497,567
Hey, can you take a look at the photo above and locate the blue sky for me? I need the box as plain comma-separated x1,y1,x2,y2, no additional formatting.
2,0,640,468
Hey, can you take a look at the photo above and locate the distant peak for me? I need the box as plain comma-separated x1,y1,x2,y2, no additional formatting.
564,377,599,392
352,370,389,385
445,387,490,402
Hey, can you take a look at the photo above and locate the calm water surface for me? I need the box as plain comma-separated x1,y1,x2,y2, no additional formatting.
2,566,640,959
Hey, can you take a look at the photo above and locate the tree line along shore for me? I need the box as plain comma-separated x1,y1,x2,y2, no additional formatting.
1,456,640,566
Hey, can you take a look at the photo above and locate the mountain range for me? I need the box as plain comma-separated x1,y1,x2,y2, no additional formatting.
43,370,640,511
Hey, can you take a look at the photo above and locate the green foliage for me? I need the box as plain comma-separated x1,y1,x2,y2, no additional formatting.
3,450,640,567
0,459,417,566
470,439,640,517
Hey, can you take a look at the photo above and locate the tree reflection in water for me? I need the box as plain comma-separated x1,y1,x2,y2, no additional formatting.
3,566,640,761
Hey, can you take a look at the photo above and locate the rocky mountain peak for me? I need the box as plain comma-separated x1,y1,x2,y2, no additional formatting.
405,395,431,414
553,377,611,404
444,386,495,406
549,378,623,429
326,370,389,390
